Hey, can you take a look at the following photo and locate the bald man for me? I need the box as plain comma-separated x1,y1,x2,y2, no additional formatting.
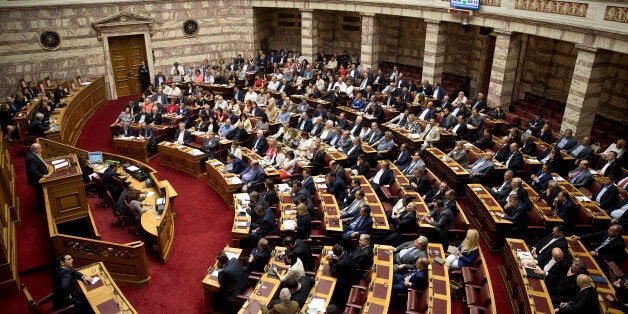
534,247,572,289
554,274,598,313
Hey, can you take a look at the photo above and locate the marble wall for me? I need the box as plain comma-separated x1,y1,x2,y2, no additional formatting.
600,51,628,122
377,16,426,68
442,23,491,97
315,10,362,56
0,0,256,97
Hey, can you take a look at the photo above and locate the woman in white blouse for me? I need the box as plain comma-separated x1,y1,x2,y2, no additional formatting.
452,91,467,107
278,151,296,180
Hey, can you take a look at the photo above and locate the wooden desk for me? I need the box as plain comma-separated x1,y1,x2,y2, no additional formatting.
352,176,389,232
362,245,394,314
237,247,287,314
113,137,150,163
309,177,344,233
158,141,205,177
207,159,243,210
499,238,554,314
463,141,507,178
77,262,138,313
464,184,512,252
381,123,424,152
424,147,469,193
426,243,451,314
231,193,252,247
402,191,434,232
41,154,88,224
202,247,242,313
553,173,611,225
46,77,107,146
301,246,338,313
522,182,563,227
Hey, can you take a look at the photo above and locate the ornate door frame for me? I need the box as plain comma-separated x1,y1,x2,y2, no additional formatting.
92,12,154,100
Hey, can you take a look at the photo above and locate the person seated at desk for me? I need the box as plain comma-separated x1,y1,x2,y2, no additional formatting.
350,234,374,271
440,108,457,130
246,205,276,247
445,229,480,269
609,199,628,224
408,168,430,195
554,274,599,314
335,130,352,153
240,159,265,192
496,194,529,239
530,163,553,192
466,109,483,128
212,251,249,313
424,181,448,205
271,251,304,283
550,259,589,306
570,224,626,275
533,247,572,290
446,141,469,168
29,112,50,137
605,274,628,313
342,205,373,241
520,133,537,156
390,109,411,128
393,236,429,274
147,106,162,125
294,199,311,240
449,115,467,140
385,202,418,244
421,200,454,247
474,129,494,151
566,136,594,165
117,121,135,138
224,153,245,174
201,132,219,162
77,155,98,183
344,137,363,166
126,189,151,222
101,163,128,197
531,224,568,267
134,106,150,124
554,128,578,151
137,122,156,153
488,170,514,205
504,142,524,171
599,151,622,182
340,190,366,219
243,237,271,276
391,257,429,293
218,118,234,139
52,253,94,313
326,172,347,203
566,160,592,188
373,131,395,160
593,175,619,212
468,151,495,184
261,288,300,314
369,160,394,196
164,99,178,115
170,123,190,145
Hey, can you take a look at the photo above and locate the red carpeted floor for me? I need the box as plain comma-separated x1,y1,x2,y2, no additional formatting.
0,95,510,313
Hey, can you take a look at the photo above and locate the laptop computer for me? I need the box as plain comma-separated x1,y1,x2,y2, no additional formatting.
88,151,103,164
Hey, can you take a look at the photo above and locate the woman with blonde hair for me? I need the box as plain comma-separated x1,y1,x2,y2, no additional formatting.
452,91,467,107
445,229,480,269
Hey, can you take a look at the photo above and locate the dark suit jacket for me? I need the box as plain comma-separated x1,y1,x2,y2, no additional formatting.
138,127,156,145
330,252,357,290
228,157,246,174
345,214,373,236
411,175,431,195
262,188,278,207
52,266,84,310
557,286,600,314
290,239,315,271
521,141,537,156
154,74,166,87
543,254,573,289
424,186,445,203
351,162,371,178
428,207,454,233
254,208,276,237
364,129,383,146
329,177,348,203
505,151,524,171
351,245,374,270
580,231,626,263
532,234,568,267
393,210,417,234
241,166,265,186
118,125,135,137
29,119,49,137
26,152,49,186
495,144,510,162
296,117,312,132
503,202,529,233
407,268,429,291
417,108,435,121
345,145,363,164
173,129,191,144
451,122,467,138
373,168,395,187
395,150,412,170
471,99,487,112
252,136,268,156
248,248,271,272
531,172,553,192
602,160,623,181
301,177,315,196
594,184,619,211
218,258,249,303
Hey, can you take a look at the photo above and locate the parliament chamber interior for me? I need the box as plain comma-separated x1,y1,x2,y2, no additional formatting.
0,0,627,313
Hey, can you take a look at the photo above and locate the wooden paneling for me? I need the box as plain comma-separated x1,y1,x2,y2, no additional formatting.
108,35,146,97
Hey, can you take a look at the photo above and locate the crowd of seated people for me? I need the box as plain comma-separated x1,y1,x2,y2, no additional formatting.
96,47,628,313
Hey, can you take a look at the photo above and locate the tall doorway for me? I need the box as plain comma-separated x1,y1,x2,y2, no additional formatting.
108,34,147,97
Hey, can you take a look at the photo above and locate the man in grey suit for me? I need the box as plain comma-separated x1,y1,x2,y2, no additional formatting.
421,200,454,247
363,122,383,146
567,160,593,188
446,141,470,168
468,151,495,183
392,236,429,274
335,130,353,153
489,170,514,204
567,136,594,165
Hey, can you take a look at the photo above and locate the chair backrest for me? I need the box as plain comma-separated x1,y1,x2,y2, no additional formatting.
453,211,467,229
478,281,492,307
389,182,401,197
474,265,488,285
418,287,429,312
527,208,544,227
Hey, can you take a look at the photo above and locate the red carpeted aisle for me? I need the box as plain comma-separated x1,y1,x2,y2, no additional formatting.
0,95,511,313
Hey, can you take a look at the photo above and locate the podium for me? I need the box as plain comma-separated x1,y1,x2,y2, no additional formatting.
41,154,88,224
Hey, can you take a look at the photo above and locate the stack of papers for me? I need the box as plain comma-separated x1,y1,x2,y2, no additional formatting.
54,161,69,170
282,219,295,230
553,176,566,181
516,251,533,260
176,145,187,150
318,184,327,189
225,251,238,260
277,183,291,193
228,177,242,184
527,158,540,163
575,196,591,202
313,177,326,183
307,298,326,314
188,149,204,156
210,161,223,166
127,165,140,172
235,193,250,203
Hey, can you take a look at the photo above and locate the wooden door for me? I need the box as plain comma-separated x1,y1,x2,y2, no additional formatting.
108,35,147,97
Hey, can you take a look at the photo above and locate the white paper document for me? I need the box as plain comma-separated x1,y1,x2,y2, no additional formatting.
228,177,242,184
282,219,296,230
51,159,66,165
127,165,140,172
54,161,69,170
91,277,100,284
307,298,326,313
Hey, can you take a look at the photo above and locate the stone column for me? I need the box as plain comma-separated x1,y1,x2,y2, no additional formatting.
301,9,317,65
359,13,378,71
562,45,610,139
422,19,446,85
487,30,522,110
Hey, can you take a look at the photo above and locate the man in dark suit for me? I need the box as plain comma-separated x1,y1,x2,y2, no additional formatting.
526,114,545,137
552,191,578,235
153,70,166,87
295,112,312,132
504,142,524,171
385,202,418,244
327,172,347,204
117,121,135,137
489,170,513,205
394,143,412,171
468,151,495,184
232,86,244,103
392,257,429,292
531,224,568,268
240,160,265,192
138,61,150,91
554,129,578,151
244,238,271,275
173,122,191,144
26,143,50,210
424,181,448,204
327,244,357,311
594,176,619,211
363,122,383,146
342,205,374,240
52,254,94,312
213,251,248,313
226,154,245,174
344,137,363,166
137,122,157,153
497,194,529,239
520,133,537,156
571,224,626,274
566,136,594,165
555,275,600,313
350,234,374,271
201,132,219,161
421,200,453,247
531,164,553,192
535,247,572,290
251,130,268,156
247,205,276,245
300,169,315,196
283,236,315,271
599,151,622,182
369,161,395,196
470,93,487,113
29,112,50,137
449,115,467,140
410,168,431,195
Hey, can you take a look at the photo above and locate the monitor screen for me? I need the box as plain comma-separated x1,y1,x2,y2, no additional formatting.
88,152,103,164
451,0,480,10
